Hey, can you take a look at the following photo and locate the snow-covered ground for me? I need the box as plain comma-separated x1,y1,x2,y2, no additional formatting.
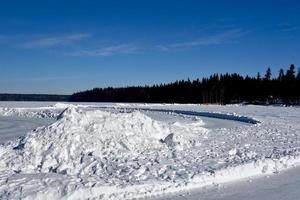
0,102,299,199
0,116,54,143
153,164,300,200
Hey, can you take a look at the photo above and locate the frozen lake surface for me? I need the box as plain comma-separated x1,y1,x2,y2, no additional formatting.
0,116,54,143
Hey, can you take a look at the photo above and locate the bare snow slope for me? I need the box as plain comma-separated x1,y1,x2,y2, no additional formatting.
0,103,299,199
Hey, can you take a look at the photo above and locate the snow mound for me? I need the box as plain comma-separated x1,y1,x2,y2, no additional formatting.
1,108,174,175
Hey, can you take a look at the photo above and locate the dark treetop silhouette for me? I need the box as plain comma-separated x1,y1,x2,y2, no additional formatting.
0,94,70,102
69,64,300,105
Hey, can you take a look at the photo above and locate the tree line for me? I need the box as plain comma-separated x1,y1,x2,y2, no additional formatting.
0,94,70,102
69,64,300,105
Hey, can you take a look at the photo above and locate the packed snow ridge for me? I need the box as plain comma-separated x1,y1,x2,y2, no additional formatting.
0,104,300,199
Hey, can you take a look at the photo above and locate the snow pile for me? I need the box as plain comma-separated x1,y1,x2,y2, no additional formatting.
0,107,176,175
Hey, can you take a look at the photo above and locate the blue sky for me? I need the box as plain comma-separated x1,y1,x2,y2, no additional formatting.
0,0,300,94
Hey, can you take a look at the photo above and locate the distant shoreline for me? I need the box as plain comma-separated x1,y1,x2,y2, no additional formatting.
0,93,70,102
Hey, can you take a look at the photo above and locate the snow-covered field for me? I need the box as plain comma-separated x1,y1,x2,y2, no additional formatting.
0,102,299,199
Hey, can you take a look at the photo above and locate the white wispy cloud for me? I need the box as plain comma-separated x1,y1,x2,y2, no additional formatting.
67,44,139,57
4,33,139,57
21,33,90,49
158,29,245,51
2,29,246,56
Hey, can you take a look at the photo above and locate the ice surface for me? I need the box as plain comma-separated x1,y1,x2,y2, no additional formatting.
0,116,54,143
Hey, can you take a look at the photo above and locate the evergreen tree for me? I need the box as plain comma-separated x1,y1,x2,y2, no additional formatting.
286,64,296,80
264,67,272,81
256,72,261,80
278,68,285,81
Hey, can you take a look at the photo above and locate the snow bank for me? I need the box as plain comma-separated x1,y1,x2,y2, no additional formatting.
0,108,175,175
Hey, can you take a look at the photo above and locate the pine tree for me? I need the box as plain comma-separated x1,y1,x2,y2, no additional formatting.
264,67,272,81
278,68,285,81
256,72,261,80
286,64,296,80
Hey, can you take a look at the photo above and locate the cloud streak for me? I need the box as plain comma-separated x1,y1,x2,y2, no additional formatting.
67,44,139,57
20,33,90,49
2,29,246,56
2,33,139,57
158,29,245,51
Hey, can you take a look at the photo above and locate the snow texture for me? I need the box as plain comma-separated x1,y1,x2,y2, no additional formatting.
0,103,299,199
